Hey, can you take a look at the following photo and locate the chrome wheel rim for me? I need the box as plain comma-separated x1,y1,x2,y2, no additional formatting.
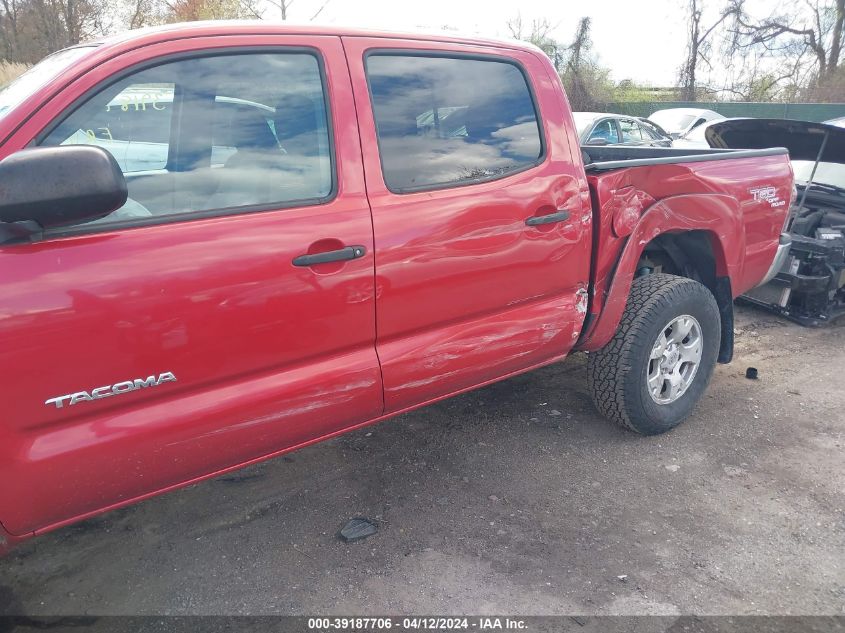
647,314,703,405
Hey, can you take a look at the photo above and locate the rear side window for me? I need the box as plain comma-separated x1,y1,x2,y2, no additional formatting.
638,120,663,141
619,119,643,142
366,54,543,192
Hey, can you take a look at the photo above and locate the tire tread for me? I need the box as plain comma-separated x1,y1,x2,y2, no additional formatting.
586,273,718,434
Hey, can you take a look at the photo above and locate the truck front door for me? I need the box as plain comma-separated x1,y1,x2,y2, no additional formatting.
0,37,382,535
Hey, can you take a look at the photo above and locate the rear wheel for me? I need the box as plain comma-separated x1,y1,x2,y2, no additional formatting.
587,273,721,435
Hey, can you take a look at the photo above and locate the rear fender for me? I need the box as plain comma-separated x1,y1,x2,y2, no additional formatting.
577,193,742,351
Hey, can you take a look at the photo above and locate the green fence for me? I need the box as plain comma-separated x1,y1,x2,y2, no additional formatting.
596,101,845,122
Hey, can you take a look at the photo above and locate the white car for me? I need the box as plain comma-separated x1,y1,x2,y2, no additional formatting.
648,108,725,139
672,117,748,149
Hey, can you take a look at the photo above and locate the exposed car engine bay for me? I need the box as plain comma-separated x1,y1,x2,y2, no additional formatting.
706,119,845,325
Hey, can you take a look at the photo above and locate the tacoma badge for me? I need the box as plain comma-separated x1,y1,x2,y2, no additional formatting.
45,372,177,409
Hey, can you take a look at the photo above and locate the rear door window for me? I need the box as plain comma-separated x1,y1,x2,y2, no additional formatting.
638,121,663,141
366,54,544,192
619,119,644,143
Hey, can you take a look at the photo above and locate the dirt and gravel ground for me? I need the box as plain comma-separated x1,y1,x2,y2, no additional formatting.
1,304,843,617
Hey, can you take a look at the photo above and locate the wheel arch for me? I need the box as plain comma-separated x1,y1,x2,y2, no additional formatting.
578,193,742,362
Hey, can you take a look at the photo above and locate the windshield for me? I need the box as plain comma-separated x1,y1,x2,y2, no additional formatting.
0,46,94,121
571,113,597,136
650,111,695,133
792,160,845,190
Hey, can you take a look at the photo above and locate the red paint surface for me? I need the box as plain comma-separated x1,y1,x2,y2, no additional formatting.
0,23,792,547
0,34,383,536
342,37,592,412
577,157,792,350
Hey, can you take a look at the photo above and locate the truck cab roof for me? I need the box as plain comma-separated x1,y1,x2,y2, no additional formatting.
87,20,544,54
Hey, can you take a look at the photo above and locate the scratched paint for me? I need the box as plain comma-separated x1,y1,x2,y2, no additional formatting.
381,293,584,412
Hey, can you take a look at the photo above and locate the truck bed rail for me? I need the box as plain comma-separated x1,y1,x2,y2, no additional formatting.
583,145,790,172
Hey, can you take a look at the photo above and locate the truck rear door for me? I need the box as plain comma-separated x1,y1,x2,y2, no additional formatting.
343,37,593,412
0,36,382,535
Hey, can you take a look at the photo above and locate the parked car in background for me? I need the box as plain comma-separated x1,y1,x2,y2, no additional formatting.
0,22,792,553
704,118,845,326
64,88,278,174
649,107,724,139
573,112,673,146
672,117,748,149
824,116,845,128
637,117,674,145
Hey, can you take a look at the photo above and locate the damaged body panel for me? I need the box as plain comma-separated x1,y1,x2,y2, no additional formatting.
705,119,845,326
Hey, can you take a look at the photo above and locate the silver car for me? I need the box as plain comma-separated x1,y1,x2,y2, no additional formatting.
573,112,673,147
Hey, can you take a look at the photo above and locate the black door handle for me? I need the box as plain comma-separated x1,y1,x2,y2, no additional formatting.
525,210,570,227
293,245,366,267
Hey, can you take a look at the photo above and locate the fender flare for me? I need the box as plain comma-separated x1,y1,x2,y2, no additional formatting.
577,193,743,352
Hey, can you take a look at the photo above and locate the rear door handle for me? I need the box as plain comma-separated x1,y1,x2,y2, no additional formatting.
292,245,366,267
525,210,570,226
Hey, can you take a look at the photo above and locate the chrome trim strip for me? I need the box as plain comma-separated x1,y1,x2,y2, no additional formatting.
755,233,793,288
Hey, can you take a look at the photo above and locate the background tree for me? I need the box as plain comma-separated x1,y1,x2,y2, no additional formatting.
0,0,21,60
125,0,164,29
265,0,329,21
163,0,259,22
809,63,845,99
268,0,290,20
508,15,613,110
0,0,109,62
506,15,561,70
678,0,732,101
725,0,844,100
560,17,614,110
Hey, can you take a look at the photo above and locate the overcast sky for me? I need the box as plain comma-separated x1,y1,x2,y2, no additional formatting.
278,0,714,85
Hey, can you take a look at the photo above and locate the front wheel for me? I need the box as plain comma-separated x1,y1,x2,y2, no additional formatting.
587,273,721,435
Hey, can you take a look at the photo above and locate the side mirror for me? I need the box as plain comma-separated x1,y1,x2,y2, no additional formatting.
0,145,127,239
585,137,609,146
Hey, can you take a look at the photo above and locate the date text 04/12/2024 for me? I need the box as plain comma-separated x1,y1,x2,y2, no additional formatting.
307,618,529,630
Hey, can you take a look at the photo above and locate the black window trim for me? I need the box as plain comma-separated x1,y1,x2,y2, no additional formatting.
611,118,623,145
637,119,661,141
642,118,671,140
31,45,338,239
363,48,548,195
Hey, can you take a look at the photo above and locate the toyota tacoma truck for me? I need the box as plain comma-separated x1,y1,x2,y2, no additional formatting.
0,22,793,552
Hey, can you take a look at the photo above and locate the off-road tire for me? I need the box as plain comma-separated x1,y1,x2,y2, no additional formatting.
587,273,721,435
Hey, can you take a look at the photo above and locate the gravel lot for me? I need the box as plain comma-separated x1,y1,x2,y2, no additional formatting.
1,304,843,617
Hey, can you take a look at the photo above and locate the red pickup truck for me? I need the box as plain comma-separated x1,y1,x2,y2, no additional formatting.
0,22,793,552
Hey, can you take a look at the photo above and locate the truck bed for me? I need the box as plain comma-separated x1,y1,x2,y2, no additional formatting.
582,145,789,171
580,148,793,351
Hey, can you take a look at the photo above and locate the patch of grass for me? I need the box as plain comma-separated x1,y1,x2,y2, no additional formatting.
0,60,29,85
